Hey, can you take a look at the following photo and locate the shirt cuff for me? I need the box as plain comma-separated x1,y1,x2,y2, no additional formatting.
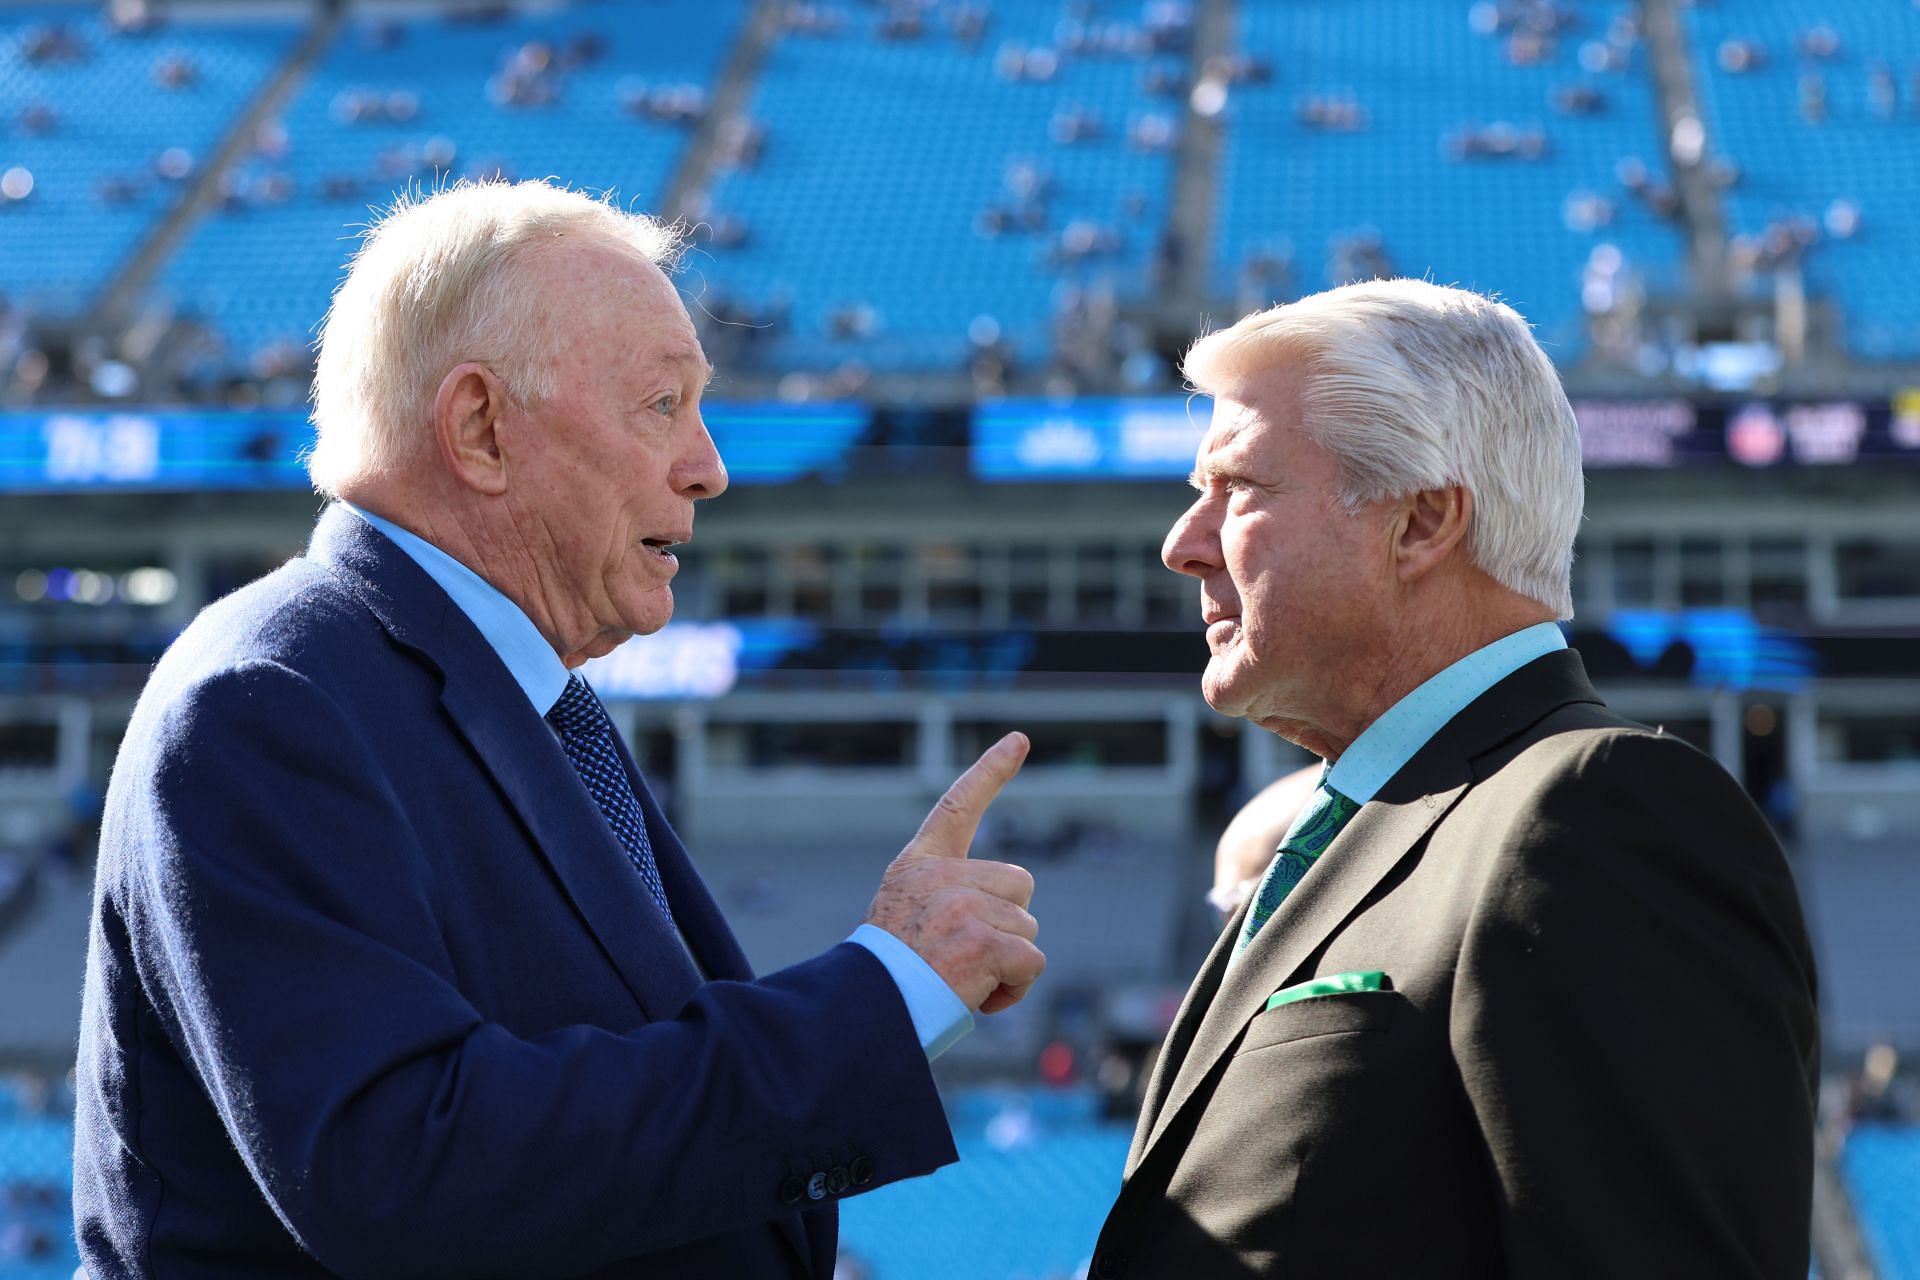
847,923,974,1061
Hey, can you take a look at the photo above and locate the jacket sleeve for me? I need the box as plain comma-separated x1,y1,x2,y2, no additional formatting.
116,659,956,1278
1450,729,1818,1279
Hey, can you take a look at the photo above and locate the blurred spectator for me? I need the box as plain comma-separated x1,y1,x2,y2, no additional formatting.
1296,94,1369,132
1208,764,1319,923
1716,38,1765,75
96,175,142,206
1845,1043,1904,1126
876,4,925,41
827,303,880,341
253,118,291,159
1867,61,1898,119
995,42,1059,83
17,104,58,136
361,19,405,51
949,3,988,47
106,0,159,34
1049,105,1102,144
1127,112,1176,151
1562,189,1616,233
782,4,847,37
1504,29,1555,67
1142,0,1195,53
20,23,86,66
617,78,709,125
1051,219,1121,265
563,31,607,67
1142,61,1187,97
966,315,1013,397
1796,25,1841,61
153,54,198,90
1328,228,1393,284
1799,72,1827,124
0,168,34,205
1236,242,1294,313
1824,198,1862,241
1551,83,1605,116
1447,122,1547,161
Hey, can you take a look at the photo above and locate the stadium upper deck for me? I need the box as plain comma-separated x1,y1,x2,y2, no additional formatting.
0,0,1911,397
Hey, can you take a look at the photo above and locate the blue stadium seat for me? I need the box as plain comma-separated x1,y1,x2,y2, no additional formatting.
1683,1,1920,360
0,1087,77,1277
696,1,1179,372
840,1090,1129,1278
0,6,299,315
1842,1124,1920,1280
1216,0,1685,359
156,0,744,368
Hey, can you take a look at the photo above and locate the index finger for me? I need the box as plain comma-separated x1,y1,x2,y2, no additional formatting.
911,732,1030,857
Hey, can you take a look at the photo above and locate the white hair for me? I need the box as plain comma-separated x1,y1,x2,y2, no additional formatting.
1184,279,1584,619
307,178,685,495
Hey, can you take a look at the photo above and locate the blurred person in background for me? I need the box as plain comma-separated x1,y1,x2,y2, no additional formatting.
73,179,1045,1279
1205,762,1318,923
1091,280,1818,1278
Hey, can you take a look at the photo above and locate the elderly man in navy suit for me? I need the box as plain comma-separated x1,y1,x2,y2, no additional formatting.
74,179,1045,1278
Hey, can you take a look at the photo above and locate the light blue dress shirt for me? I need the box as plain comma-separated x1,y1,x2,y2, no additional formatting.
347,505,973,1059
1327,621,1569,804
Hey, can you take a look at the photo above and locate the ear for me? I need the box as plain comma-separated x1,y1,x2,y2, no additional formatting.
432,362,510,496
1392,483,1473,585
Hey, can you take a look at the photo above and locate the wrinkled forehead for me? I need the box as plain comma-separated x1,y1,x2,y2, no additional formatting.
1196,373,1296,459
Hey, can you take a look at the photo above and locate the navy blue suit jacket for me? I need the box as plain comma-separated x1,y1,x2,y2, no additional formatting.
74,505,957,1278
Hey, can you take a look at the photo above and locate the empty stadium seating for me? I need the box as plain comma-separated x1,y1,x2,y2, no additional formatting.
157,0,744,366
0,1080,77,1278
840,1089,1128,1279
1217,0,1684,357
0,6,298,315
695,0,1180,371
1843,1125,1920,1279
1683,0,1920,359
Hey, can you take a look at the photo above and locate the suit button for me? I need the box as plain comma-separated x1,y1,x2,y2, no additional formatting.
849,1156,873,1187
778,1176,804,1206
826,1165,851,1195
1092,1255,1124,1279
806,1171,828,1201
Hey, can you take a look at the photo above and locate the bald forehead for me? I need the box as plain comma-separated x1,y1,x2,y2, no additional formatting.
537,236,711,378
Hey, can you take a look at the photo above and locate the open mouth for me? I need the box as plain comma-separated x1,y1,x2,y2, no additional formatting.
642,536,686,563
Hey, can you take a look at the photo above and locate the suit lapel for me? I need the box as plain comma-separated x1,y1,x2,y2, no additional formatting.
1127,898,1248,1176
310,507,813,1274
1136,766,1469,1166
620,750,754,984
308,505,704,1022
1131,648,1609,1175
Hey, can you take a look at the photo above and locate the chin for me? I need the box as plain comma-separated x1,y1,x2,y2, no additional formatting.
617,586,675,638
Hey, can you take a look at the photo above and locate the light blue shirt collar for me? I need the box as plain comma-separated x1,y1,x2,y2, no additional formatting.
346,504,572,716
1326,621,1567,803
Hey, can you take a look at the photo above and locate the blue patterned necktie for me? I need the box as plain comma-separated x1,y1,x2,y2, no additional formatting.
546,674,675,928
1232,780,1361,960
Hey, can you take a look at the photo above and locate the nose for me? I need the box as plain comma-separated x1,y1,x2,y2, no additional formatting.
677,415,729,500
1162,494,1222,580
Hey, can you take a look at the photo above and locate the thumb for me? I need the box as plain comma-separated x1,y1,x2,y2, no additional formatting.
909,732,1030,858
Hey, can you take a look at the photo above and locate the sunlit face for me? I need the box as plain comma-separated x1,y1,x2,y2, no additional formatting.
507,240,726,664
1162,369,1394,733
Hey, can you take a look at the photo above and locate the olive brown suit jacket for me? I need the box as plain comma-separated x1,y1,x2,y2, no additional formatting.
1090,649,1819,1279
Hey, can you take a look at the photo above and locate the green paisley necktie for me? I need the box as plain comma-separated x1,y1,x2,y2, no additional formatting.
1232,781,1361,960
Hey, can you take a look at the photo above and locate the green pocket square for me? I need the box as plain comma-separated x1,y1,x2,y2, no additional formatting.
1265,970,1387,1011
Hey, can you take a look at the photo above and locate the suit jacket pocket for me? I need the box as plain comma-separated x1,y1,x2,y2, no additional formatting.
1236,990,1399,1056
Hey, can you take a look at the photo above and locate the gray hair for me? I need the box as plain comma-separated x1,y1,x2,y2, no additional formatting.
308,178,685,495
1183,279,1584,619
